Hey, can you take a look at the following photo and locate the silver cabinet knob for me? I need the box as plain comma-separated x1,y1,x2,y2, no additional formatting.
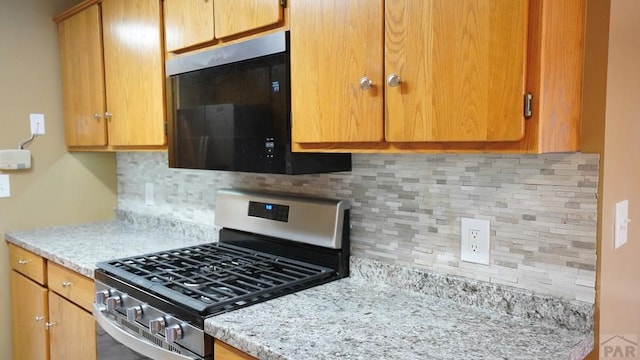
106,296,122,312
149,317,166,335
35,316,44,322
61,281,72,287
45,322,56,330
17,259,29,265
93,113,102,120
165,324,183,343
104,112,113,120
387,73,402,87
359,77,373,90
95,290,111,304
126,306,143,322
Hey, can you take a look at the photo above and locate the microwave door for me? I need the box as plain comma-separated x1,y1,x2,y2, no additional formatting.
204,104,235,171
176,107,208,169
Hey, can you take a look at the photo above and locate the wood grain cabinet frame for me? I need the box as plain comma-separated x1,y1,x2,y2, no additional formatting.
8,244,97,360
290,0,586,154
164,0,286,53
54,0,167,151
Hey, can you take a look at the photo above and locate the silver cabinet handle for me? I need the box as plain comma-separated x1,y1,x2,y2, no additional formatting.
45,322,56,330
93,113,102,120
359,77,373,90
387,74,401,87
105,112,113,120
35,316,44,322
17,259,29,265
62,281,73,287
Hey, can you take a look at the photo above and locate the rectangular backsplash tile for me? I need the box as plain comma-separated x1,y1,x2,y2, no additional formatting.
117,152,598,303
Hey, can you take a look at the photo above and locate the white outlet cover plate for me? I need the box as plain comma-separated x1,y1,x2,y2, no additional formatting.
30,113,45,135
460,217,490,265
614,200,629,249
145,182,154,205
0,174,10,198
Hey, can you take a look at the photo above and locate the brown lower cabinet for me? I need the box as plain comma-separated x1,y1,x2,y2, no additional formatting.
8,243,96,360
215,340,257,360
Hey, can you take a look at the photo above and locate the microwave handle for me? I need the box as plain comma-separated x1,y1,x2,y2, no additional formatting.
93,304,196,360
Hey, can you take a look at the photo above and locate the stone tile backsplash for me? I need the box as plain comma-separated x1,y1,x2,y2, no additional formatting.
117,152,598,303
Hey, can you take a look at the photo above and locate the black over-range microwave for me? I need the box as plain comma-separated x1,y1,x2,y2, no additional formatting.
165,32,351,175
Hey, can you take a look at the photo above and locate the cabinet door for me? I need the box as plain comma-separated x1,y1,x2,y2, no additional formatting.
57,4,107,147
385,0,528,142
48,292,96,360
164,0,214,52
10,272,49,360
291,0,384,143
214,340,257,360
102,0,166,147
214,0,284,39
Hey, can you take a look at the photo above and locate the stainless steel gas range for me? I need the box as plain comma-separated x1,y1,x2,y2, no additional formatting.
93,189,350,360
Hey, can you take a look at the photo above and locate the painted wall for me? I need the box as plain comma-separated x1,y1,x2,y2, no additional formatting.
598,0,640,354
118,151,598,303
0,0,117,357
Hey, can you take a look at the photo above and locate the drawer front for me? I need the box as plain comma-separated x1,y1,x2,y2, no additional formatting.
48,262,94,312
8,243,47,285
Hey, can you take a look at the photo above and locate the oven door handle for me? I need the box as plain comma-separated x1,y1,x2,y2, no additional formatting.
92,304,196,360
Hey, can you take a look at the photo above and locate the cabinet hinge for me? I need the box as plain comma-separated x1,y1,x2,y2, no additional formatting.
280,0,287,8
524,92,533,119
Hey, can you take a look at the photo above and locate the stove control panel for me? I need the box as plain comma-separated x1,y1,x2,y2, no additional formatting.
248,200,289,222
94,281,207,358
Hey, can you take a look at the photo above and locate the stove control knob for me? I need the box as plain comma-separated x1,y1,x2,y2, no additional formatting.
149,317,166,335
95,290,111,304
106,296,122,312
165,324,183,343
126,306,143,322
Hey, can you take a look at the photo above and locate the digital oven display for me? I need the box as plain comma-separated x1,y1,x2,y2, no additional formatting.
248,201,290,222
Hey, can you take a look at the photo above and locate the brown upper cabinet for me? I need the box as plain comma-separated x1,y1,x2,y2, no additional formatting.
164,0,285,53
55,0,166,150
290,0,586,154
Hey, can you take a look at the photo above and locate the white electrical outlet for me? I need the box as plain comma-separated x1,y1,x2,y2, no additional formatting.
614,200,629,249
145,182,155,205
461,218,490,265
0,174,10,198
30,113,45,135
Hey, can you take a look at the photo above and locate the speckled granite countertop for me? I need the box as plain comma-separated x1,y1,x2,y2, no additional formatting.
5,212,592,360
206,277,591,360
4,211,218,278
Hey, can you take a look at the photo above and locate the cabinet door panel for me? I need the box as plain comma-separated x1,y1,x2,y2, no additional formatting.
10,272,49,360
58,4,107,147
48,292,96,360
291,0,384,143
165,0,214,52
214,340,257,359
102,0,166,147
385,0,527,142
214,0,283,39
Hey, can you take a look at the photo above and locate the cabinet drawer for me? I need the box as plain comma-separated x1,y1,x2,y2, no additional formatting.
8,243,47,285
48,262,94,312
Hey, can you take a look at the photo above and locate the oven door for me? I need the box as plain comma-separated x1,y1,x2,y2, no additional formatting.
93,304,201,360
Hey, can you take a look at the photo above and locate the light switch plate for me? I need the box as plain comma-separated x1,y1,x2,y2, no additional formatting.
0,174,10,198
614,200,629,249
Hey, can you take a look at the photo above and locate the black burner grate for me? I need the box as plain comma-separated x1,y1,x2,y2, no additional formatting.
97,243,334,314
